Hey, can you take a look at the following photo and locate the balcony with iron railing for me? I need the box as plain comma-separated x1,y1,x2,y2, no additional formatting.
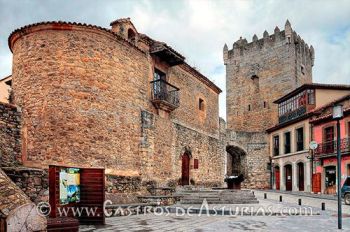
314,137,350,158
150,79,180,112
277,89,315,124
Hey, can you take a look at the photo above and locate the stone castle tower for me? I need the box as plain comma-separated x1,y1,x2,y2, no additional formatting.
224,20,315,132
223,20,314,189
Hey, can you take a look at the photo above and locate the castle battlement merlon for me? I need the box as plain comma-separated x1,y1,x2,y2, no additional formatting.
223,20,315,66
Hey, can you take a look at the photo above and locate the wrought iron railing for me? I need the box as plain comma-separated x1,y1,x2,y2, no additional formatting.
150,79,180,108
314,137,350,158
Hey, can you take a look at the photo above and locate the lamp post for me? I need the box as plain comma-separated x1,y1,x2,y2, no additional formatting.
333,104,343,230
308,141,318,192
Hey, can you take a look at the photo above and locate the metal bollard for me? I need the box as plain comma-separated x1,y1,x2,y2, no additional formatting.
279,195,282,202
264,193,267,199
321,202,325,211
298,199,302,205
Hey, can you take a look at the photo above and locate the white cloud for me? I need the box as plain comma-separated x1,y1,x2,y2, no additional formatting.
128,0,350,118
0,0,349,119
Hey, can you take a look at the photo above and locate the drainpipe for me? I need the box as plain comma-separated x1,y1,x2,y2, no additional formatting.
269,157,273,189
310,123,314,192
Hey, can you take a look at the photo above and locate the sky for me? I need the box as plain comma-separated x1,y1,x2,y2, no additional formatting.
0,0,350,118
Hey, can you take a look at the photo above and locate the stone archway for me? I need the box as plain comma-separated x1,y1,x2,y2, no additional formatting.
226,145,248,178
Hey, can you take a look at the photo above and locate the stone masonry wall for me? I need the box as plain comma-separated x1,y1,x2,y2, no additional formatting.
0,168,46,231
0,168,30,218
174,123,224,187
140,109,225,188
105,175,151,204
11,23,150,177
169,65,220,136
2,167,48,204
0,102,21,167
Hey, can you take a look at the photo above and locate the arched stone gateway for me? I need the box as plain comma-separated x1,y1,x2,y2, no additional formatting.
226,145,248,178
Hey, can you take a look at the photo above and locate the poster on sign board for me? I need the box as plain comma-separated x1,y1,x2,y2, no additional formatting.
59,168,80,205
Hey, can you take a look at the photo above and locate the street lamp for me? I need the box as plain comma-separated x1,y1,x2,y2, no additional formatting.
333,104,343,230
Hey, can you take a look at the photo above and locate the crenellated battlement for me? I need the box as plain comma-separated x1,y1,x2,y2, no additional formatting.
223,20,315,66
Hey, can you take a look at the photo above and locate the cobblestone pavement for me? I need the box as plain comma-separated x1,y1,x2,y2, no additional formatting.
253,190,350,214
81,212,350,232
261,189,338,200
80,190,350,231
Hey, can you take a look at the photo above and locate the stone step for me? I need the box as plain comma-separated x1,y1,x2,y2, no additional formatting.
137,195,180,206
174,189,258,205
105,202,158,209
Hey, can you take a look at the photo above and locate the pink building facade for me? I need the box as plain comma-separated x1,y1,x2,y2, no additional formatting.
311,95,350,194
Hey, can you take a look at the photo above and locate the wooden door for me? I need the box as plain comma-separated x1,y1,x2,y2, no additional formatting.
312,173,321,193
275,167,280,190
298,163,304,191
285,165,293,191
80,168,105,224
181,154,190,185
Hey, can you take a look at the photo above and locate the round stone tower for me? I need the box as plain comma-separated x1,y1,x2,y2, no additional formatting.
9,22,150,175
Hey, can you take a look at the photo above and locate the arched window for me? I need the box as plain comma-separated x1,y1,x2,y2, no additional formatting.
127,28,136,42
251,74,259,89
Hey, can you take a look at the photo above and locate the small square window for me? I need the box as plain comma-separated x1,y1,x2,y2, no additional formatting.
199,98,204,111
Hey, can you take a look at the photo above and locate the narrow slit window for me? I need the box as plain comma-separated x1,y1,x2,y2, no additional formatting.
194,159,199,169
199,98,204,111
